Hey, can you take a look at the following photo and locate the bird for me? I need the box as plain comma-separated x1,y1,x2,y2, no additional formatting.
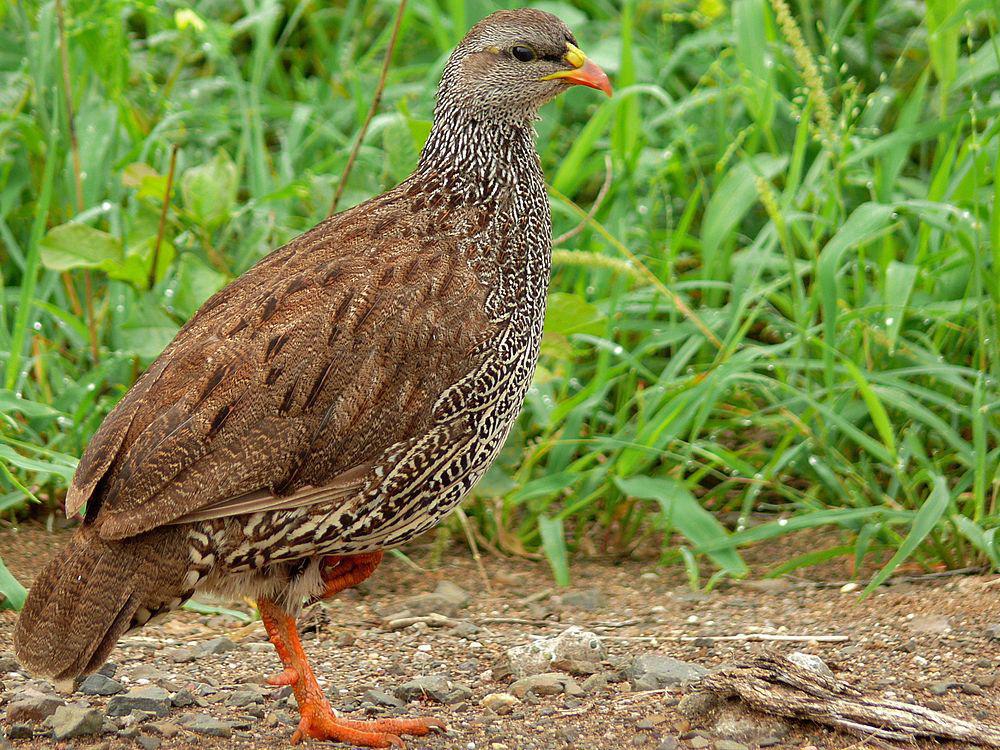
14,8,610,748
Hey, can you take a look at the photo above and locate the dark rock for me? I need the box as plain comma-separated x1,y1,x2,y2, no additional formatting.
177,713,234,738
98,662,118,678
960,683,985,696
7,691,65,723
626,654,707,690
137,735,162,750
0,654,20,673
197,638,237,656
47,705,103,740
986,623,1000,641
106,686,172,717
171,689,197,707
7,724,33,740
78,674,124,696
225,688,265,707
552,588,607,612
508,673,583,698
929,681,957,696
363,688,404,709
394,676,472,705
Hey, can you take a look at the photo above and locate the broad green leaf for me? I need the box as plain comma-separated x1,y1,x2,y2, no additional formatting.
40,222,121,271
117,305,180,360
172,253,229,319
123,162,169,200
181,150,238,229
543,292,605,337
615,475,748,577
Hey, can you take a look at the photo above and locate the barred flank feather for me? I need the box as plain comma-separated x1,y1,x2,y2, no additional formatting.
13,525,189,681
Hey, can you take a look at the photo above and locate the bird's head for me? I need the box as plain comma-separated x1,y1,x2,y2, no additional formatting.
436,9,612,123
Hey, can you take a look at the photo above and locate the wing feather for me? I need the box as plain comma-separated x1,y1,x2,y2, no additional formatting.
74,192,494,541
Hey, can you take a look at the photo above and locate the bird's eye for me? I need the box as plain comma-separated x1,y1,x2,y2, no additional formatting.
511,45,536,62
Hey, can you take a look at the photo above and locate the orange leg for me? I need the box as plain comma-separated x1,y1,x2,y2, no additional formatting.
257,554,443,748
313,551,385,602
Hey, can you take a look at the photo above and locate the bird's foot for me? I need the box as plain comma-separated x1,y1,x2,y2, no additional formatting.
267,666,299,686
291,700,444,748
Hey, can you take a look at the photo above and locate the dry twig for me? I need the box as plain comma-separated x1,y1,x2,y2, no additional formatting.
55,0,99,363
552,154,613,245
329,0,408,216
701,652,1000,747
149,145,179,289
675,633,848,643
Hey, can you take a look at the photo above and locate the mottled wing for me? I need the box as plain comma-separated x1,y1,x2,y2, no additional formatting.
68,190,494,541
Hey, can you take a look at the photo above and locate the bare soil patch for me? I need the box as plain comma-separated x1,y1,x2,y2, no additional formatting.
0,523,997,749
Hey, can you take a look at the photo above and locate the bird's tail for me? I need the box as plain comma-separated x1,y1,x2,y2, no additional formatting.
13,524,190,682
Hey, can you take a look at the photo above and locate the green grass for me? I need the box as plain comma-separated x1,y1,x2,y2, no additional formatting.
1,0,998,601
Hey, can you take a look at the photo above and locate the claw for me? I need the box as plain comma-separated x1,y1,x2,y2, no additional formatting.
267,666,300,687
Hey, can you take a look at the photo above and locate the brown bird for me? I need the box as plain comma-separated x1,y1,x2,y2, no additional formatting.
14,9,610,748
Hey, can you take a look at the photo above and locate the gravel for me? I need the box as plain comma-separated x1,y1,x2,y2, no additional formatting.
2,523,998,750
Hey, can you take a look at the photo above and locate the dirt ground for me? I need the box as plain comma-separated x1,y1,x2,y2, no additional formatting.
0,523,998,750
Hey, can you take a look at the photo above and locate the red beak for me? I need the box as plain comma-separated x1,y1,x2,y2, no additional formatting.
541,44,613,97
558,59,613,96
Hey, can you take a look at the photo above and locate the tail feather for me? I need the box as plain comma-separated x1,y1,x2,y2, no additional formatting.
14,525,190,681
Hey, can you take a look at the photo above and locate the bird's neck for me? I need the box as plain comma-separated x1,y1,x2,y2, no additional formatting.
415,108,543,198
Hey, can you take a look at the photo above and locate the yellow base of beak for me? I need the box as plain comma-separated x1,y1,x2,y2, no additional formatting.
541,43,612,97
